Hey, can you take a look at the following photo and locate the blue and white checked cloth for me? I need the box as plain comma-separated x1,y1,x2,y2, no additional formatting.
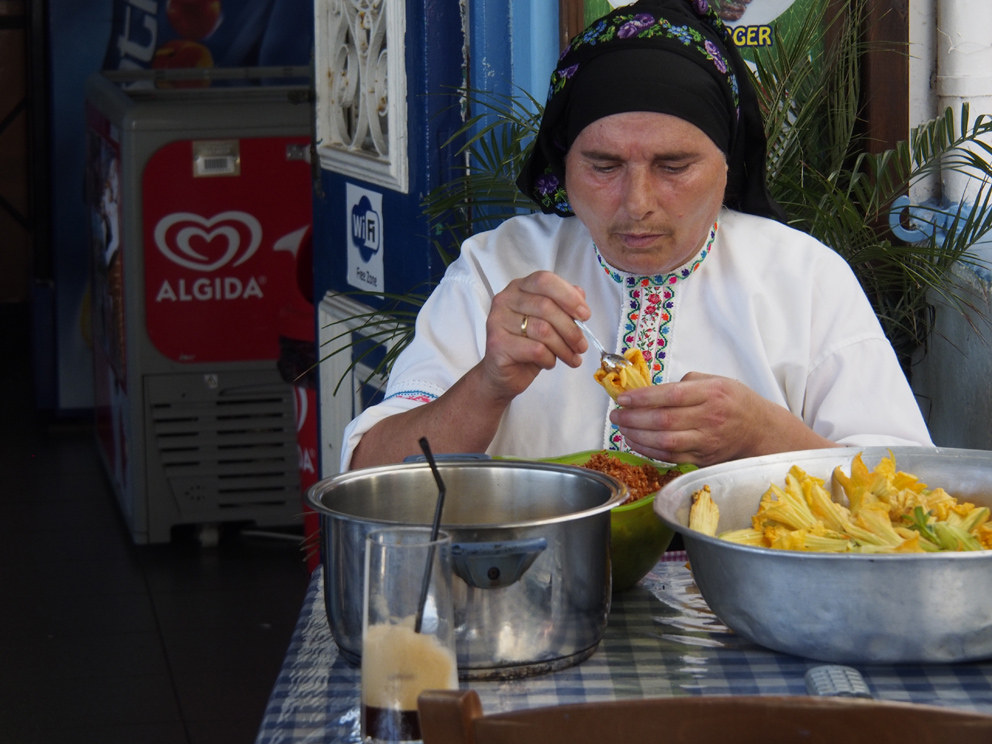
256,558,992,743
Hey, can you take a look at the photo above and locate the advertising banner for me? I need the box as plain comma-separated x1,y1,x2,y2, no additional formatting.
142,136,313,362
586,0,812,49
294,385,321,571
86,102,133,512
103,0,312,74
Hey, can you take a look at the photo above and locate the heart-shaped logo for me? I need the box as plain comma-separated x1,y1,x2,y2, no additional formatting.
154,211,263,272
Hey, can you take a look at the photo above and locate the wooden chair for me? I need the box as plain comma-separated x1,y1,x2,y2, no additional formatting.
418,689,992,744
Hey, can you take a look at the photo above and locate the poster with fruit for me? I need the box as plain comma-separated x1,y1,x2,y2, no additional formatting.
582,0,814,50
102,0,313,77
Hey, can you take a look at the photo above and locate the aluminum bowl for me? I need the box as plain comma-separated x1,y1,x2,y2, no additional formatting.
654,446,992,664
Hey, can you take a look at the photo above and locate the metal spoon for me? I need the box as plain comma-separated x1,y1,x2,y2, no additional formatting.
574,319,631,373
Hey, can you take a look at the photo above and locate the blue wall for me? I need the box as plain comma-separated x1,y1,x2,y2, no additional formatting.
470,0,558,115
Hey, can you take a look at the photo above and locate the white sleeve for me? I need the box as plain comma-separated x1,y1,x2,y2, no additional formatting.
338,264,493,470
684,212,934,448
801,249,933,446
804,335,934,447
338,213,580,469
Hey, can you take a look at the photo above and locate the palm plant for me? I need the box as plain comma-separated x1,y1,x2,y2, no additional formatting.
318,287,433,395
751,0,992,367
421,87,545,264
323,0,992,383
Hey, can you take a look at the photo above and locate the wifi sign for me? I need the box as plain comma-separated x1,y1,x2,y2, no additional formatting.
346,184,385,292
351,195,381,262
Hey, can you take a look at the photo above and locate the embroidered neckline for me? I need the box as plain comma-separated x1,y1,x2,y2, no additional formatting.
600,222,719,452
593,223,717,285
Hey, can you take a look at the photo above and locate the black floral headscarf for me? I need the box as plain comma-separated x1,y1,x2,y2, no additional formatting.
516,0,785,222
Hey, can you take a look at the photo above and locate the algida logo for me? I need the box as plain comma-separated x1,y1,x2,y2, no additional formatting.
153,211,265,302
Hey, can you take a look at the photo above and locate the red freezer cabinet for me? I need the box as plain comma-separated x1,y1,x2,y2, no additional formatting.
85,69,314,544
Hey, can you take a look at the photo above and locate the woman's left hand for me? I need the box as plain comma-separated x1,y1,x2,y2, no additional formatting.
609,371,837,466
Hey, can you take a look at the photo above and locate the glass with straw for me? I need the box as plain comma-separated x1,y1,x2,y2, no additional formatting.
360,439,457,743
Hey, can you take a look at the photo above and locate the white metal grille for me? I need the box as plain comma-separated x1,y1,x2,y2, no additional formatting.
315,0,409,192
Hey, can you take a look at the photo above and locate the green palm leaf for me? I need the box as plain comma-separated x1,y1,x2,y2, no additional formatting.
422,86,542,259
750,0,992,365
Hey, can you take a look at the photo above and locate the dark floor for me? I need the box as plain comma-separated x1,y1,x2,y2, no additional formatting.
0,303,312,743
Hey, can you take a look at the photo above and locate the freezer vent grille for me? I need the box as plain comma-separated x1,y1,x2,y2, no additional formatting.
148,387,299,515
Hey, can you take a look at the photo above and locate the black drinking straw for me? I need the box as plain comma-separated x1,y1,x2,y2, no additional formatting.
414,436,446,633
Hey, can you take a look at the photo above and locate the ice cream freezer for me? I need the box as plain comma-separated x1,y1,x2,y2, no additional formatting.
84,69,315,544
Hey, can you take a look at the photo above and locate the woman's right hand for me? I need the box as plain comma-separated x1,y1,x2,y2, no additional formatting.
350,271,592,469
478,270,591,403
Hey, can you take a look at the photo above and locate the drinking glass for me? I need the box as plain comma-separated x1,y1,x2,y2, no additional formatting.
361,527,458,743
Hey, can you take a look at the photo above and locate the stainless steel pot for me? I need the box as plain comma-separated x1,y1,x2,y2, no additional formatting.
307,459,627,679
654,446,992,664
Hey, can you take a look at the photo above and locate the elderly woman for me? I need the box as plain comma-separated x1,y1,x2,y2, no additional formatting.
342,0,931,470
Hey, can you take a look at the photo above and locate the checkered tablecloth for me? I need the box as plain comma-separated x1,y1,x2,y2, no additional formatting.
256,556,992,743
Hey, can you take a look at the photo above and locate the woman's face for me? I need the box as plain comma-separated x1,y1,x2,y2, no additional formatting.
564,111,729,276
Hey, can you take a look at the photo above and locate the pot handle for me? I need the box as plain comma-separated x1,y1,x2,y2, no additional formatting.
451,537,547,589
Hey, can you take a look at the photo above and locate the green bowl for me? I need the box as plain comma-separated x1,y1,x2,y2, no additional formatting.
536,450,695,593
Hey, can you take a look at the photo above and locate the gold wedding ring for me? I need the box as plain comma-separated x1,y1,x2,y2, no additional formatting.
520,315,529,337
